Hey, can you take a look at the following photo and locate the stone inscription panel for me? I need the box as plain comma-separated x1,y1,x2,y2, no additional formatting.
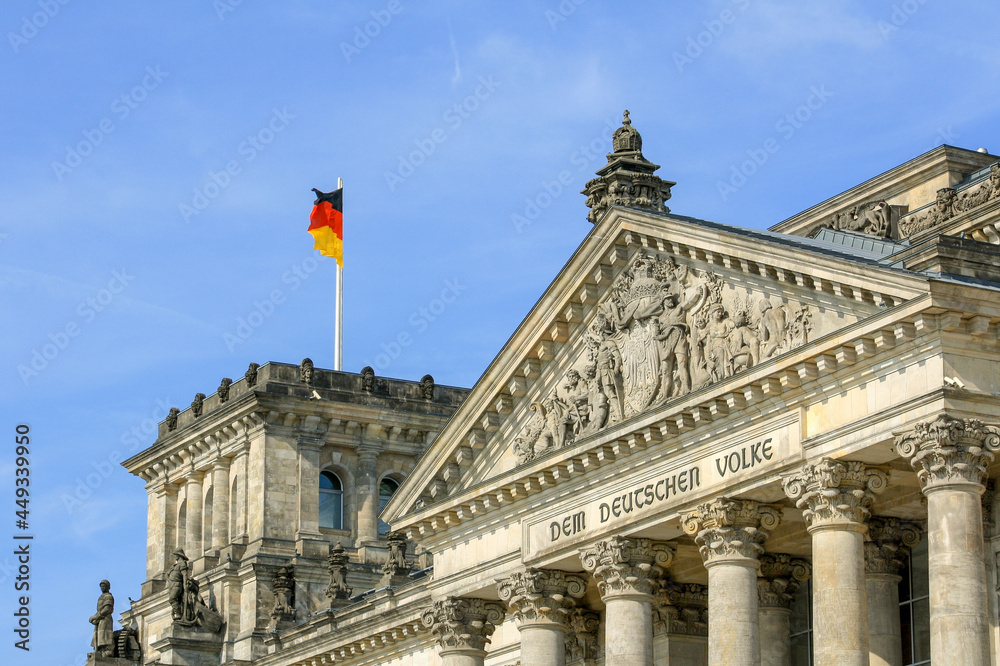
523,417,800,561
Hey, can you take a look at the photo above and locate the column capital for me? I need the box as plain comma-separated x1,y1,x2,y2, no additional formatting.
681,497,781,566
579,536,673,600
864,516,921,575
421,597,506,655
653,582,708,636
895,414,1000,493
757,552,810,610
496,568,586,627
782,458,888,530
563,608,601,664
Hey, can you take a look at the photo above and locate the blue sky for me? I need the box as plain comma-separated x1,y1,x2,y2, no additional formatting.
2,1,999,663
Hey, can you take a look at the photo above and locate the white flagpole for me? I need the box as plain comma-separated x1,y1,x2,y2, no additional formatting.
334,176,344,371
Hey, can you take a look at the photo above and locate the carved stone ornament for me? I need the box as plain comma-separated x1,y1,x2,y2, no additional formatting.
165,407,180,431
299,358,314,384
564,608,601,664
681,498,781,564
899,164,1000,236
245,362,260,387
513,250,814,464
420,374,435,400
380,531,411,580
582,110,674,225
217,377,232,403
325,542,353,602
270,565,295,619
191,393,206,418
895,414,1000,492
782,458,889,528
421,597,506,653
579,536,674,599
360,366,376,392
756,553,810,609
496,568,587,626
864,516,921,576
822,199,896,238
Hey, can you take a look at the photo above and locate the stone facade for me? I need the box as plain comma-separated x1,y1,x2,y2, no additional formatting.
105,115,1000,665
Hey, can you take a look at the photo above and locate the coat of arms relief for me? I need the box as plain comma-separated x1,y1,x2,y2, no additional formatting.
513,251,828,464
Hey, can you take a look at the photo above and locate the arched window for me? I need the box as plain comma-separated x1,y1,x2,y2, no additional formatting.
319,471,344,530
378,477,400,535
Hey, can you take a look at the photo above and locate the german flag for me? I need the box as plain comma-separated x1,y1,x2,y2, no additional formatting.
308,187,344,266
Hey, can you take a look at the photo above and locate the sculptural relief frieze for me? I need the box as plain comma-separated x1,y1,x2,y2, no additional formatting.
899,163,1000,236
513,250,820,464
822,200,897,238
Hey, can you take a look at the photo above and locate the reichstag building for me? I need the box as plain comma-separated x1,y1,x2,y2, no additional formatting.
89,113,1000,666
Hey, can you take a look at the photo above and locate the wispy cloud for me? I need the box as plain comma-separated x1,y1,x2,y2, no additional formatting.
448,20,463,85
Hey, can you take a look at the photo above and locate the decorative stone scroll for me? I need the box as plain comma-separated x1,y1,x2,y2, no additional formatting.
681,498,781,564
782,458,889,528
421,597,506,653
900,164,1000,236
895,414,1000,491
864,517,921,576
579,536,674,598
564,608,601,664
513,250,814,464
496,568,587,626
757,553,810,609
822,200,896,238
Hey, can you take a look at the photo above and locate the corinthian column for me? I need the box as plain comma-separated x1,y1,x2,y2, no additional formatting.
783,458,888,666
896,415,1000,666
422,597,506,666
497,568,587,666
682,498,781,666
757,553,810,666
865,516,921,666
579,536,674,666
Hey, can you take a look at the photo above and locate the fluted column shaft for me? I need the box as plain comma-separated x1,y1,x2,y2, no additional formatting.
185,472,204,558
210,460,230,550
497,568,587,666
683,498,782,666
356,447,380,544
783,458,888,666
896,415,999,666
757,554,810,666
865,517,921,666
580,536,674,666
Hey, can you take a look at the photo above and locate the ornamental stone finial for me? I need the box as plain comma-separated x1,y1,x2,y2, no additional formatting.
756,553,810,609
864,516,921,575
496,568,587,626
782,458,889,529
895,414,1000,491
681,498,781,564
581,111,674,224
579,536,674,598
421,597,506,654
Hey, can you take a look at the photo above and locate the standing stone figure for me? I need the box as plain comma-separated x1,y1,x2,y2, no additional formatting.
167,549,190,621
89,579,114,657
299,358,314,384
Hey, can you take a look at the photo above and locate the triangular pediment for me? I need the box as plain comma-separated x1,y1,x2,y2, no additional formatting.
383,206,929,527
